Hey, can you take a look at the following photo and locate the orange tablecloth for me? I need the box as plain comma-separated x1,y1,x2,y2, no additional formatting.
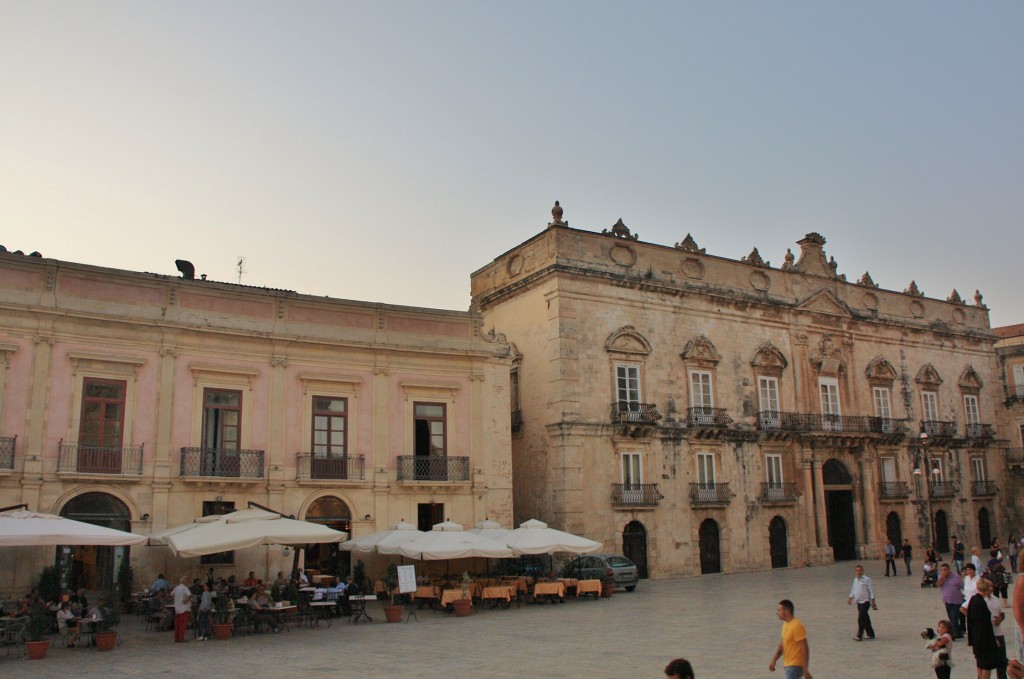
576,579,602,596
311,574,334,585
440,589,472,607
559,578,578,589
413,585,440,601
502,578,529,593
533,582,565,598
481,585,514,603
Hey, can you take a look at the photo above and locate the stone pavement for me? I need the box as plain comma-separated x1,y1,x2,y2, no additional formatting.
2,560,1001,678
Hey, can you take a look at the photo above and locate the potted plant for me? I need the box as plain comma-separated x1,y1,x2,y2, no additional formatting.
24,601,52,659
382,564,403,623
270,583,282,603
116,558,134,612
210,591,233,640
600,572,615,598
284,581,299,606
452,572,473,617
94,593,120,651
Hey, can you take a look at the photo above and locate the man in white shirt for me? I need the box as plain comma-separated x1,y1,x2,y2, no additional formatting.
847,564,877,641
171,576,192,643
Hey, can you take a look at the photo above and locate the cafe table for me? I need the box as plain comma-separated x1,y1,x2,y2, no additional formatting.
348,595,375,623
439,589,471,608
309,600,335,627
481,585,515,609
575,579,602,598
531,581,565,604
412,585,440,609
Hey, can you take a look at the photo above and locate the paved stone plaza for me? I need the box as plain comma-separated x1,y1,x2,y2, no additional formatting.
2,560,998,678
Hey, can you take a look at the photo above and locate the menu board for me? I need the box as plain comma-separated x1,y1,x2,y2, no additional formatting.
397,565,417,594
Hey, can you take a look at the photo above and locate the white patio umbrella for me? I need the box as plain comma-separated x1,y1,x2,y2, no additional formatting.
467,518,511,542
339,520,424,553
0,508,147,546
388,520,513,560
502,519,602,555
159,508,348,557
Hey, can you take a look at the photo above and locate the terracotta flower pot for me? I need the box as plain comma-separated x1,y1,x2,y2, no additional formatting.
211,622,233,640
600,583,614,598
452,598,473,617
95,631,117,651
25,639,51,660
384,605,403,623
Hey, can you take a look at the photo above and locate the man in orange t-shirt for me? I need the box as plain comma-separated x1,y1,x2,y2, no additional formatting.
769,599,812,679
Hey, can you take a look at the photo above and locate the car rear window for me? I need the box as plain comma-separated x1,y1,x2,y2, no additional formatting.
606,557,632,567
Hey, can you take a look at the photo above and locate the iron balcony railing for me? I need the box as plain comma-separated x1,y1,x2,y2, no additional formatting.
759,482,798,503
57,442,144,475
686,407,732,428
1007,448,1024,465
922,420,958,438
965,423,995,439
755,411,877,434
610,401,662,425
511,409,524,433
972,480,998,497
868,418,909,436
879,481,912,499
295,453,365,481
930,481,957,498
0,435,14,470
396,455,470,482
179,447,265,479
610,483,662,507
689,482,733,505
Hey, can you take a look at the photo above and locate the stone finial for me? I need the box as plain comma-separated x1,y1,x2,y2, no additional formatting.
674,234,705,253
904,280,923,296
791,233,837,278
603,218,638,240
781,248,795,271
974,290,985,308
741,247,770,268
947,289,964,305
857,271,879,288
548,201,567,227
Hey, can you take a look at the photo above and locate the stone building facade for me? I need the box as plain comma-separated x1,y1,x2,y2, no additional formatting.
0,251,513,596
470,205,1007,577
994,323,1024,525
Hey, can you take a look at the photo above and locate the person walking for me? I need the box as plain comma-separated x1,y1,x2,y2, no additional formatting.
884,538,897,576
171,576,192,643
769,599,812,679
964,577,1003,679
938,563,965,638
902,539,914,575
848,564,877,640
954,536,967,574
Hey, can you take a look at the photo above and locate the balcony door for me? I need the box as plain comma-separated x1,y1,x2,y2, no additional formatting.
818,378,841,431
78,379,126,473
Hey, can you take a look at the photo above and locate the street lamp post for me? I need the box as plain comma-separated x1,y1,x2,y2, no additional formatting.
913,428,938,550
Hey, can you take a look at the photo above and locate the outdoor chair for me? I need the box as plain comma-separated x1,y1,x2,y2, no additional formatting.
0,621,25,658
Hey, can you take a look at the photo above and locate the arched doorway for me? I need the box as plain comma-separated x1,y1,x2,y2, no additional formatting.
304,496,352,577
886,512,902,548
934,510,950,553
698,519,721,574
622,521,648,578
58,492,132,591
979,508,992,549
769,516,788,568
823,459,857,561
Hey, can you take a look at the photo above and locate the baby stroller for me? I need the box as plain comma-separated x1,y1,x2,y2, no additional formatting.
921,561,938,587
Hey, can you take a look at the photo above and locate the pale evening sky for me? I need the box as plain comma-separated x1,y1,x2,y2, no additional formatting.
1,2,1021,327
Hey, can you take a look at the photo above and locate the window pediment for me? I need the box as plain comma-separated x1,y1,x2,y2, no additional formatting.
958,365,983,393
605,326,652,357
915,364,943,389
750,341,788,377
681,335,721,368
865,357,898,385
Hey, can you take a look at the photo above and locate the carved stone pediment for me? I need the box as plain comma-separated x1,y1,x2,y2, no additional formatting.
958,365,983,393
750,341,788,377
904,280,924,297
741,247,770,268
681,335,721,367
605,326,652,356
947,289,965,305
809,332,846,376
865,356,898,385
915,364,943,389
857,272,879,288
603,218,638,241
674,234,706,254
790,233,839,279
796,289,852,318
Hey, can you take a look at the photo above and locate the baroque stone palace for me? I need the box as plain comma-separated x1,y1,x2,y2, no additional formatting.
471,203,1007,577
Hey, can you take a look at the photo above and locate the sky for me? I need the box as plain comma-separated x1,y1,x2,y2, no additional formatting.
1,2,1021,327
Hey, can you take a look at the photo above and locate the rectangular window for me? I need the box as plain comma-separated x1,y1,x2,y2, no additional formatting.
413,402,446,457
200,500,235,565
963,395,980,426
312,396,347,457
615,364,641,405
931,457,945,482
80,379,127,449
880,457,897,483
689,371,713,408
417,503,444,532
873,387,893,433
621,452,642,486
971,456,986,482
921,391,939,422
819,378,841,431
696,453,716,487
510,368,521,412
1014,365,1024,397
203,389,241,450
758,376,779,413
765,454,783,487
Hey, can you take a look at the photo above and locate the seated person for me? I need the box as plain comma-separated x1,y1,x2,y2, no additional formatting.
297,569,309,585
148,590,173,631
149,573,170,594
248,586,280,633
340,575,360,615
69,587,88,616
56,601,79,647
243,571,259,588
273,571,288,589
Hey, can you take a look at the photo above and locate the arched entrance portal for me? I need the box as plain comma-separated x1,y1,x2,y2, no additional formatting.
698,519,721,574
823,459,857,561
979,508,992,549
769,516,788,568
886,512,902,548
304,496,352,577
934,510,950,553
622,521,648,578
58,492,131,591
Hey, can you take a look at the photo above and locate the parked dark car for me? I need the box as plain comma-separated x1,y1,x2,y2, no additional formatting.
561,554,639,591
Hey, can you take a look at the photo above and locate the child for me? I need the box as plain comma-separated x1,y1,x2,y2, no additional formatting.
927,619,953,679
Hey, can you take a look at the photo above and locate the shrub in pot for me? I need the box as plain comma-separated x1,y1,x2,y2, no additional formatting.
25,602,52,659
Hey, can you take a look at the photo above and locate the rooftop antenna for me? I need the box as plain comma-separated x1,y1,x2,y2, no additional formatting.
236,256,246,284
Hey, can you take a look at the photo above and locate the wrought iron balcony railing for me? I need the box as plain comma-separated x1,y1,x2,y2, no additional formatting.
879,481,912,499
511,409,524,433
0,435,14,470
689,482,733,505
610,401,662,425
295,453,365,481
965,423,995,439
58,442,144,475
760,482,798,503
755,411,875,434
610,483,663,507
1007,448,1024,465
930,481,957,498
686,407,732,428
868,418,909,436
179,447,265,479
971,480,998,497
922,420,958,438
396,455,470,482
